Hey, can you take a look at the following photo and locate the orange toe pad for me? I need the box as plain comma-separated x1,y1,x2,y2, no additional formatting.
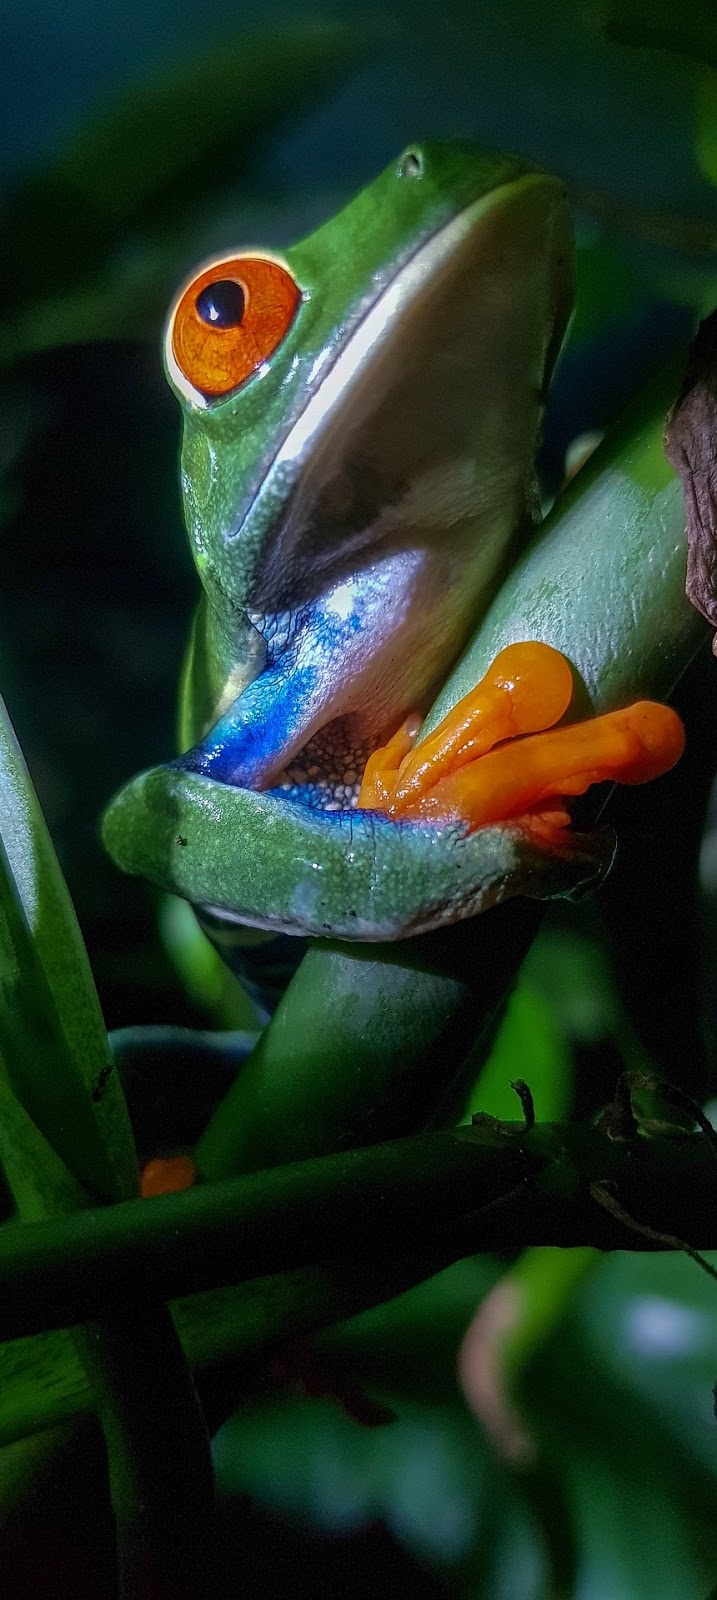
140,1155,197,1198
357,642,685,834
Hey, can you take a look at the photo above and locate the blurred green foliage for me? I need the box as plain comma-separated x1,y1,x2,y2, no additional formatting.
213,1244,717,1598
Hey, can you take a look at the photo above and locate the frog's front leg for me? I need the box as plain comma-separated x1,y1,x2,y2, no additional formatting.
358,642,686,832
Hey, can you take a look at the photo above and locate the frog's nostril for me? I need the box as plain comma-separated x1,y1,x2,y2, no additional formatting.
397,148,423,180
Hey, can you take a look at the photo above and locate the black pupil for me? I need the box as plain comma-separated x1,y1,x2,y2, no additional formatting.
195,279,246,329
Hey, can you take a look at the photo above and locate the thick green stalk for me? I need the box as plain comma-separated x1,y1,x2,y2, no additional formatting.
1,1123,717,1343
197,901,541,1177
426,360,701,730
196,357,703,1182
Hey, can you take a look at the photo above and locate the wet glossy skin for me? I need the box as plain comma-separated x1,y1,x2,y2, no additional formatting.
103,144,686,943
166,144,574,807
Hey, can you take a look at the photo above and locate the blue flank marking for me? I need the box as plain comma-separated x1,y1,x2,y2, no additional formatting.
176,595,368,790
176,661,320,787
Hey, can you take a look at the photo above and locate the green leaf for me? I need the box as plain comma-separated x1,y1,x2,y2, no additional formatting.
524,920,621,1045
48,21,372,228
211,1249,717,1593
158,893,260,1027
0,1426,77,1526
0,1323,88,1446
0,700,143,1532
571,233,644,347
603,0,717,71
214,1392,490,1559
697,69,717,186
0,692,137,1207
530,1249,717,1597
313,1257,500,1406
0,1258,467,1450
0,1088,90,1226
465,978,573,1124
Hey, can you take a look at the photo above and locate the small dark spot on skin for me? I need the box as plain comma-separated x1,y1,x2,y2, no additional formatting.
398,149,423,179
92,1063,113,1103
175,835,188,847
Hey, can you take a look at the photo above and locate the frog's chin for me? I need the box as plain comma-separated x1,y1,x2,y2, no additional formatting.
102,761,614,941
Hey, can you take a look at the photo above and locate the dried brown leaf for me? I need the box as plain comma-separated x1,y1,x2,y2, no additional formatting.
665,312,717,649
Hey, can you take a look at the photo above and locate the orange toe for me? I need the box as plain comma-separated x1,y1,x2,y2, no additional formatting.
357,714,421,810
395,700,685,832
356,641,685,837
140,1154,198,1198
388,641,573,810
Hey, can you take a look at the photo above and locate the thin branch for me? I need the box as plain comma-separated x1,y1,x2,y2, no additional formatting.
590,1181,717,1286
629,1072,717,1158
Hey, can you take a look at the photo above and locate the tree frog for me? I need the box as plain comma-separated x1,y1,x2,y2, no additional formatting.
103,144,683,946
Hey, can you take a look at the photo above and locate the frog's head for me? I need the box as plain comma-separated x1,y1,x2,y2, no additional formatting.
164,142,574,747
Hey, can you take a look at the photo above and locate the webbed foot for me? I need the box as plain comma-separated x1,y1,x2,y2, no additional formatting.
357,642,685,832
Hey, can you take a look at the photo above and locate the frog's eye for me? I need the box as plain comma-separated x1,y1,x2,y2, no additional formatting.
169,256,301,400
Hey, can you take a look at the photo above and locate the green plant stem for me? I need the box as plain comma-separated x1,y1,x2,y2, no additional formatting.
196,901,542,1178
2,1124,717,1342
195,357,703,1187
0,1253,477,1453
82,1305,214,1600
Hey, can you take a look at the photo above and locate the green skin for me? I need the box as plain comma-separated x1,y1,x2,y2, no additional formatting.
102,144,697,944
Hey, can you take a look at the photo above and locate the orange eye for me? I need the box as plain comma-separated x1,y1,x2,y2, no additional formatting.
170,256,301,400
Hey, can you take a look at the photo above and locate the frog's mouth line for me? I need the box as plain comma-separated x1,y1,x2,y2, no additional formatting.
130,632,681,940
